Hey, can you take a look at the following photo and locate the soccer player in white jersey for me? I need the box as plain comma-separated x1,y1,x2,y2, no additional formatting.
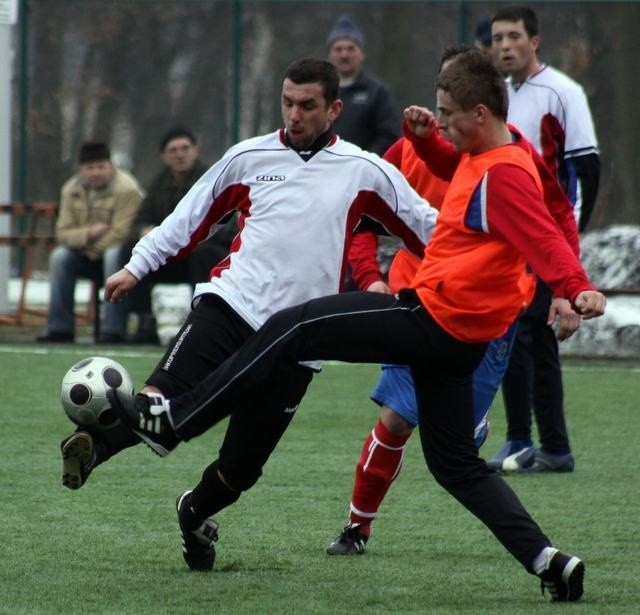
488,4,600,474
60,58,439,568
108,50,605,600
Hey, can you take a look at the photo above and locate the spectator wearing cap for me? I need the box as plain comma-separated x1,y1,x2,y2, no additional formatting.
119,127,237,343
474,17,493,53
327,14,401,156
37,141,144,343
327,15,402,291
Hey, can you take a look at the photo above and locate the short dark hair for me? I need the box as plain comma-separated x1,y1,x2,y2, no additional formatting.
436,49,509,121
439,44,473,73
491,4,539,38
283,58,339,104
159,127,197,152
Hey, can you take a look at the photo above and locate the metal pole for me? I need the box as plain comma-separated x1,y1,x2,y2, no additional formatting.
458,0,468,45
231,0,243,144
18,0,27,201
0,0,18,313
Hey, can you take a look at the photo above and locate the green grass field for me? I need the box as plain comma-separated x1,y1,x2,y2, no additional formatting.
1,344,638,614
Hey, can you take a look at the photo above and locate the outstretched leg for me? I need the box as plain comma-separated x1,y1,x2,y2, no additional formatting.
111,289,582,594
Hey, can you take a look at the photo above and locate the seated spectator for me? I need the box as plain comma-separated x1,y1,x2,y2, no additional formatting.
37,141,144,343
122,127,237,344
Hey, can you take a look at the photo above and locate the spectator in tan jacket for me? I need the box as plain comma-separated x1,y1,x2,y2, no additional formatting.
37,141,144,343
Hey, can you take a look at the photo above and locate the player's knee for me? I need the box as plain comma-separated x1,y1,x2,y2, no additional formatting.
422,443,485,490
380,405,414,436
217,461,263,492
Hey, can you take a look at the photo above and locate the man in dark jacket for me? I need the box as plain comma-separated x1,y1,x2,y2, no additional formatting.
122,127,236,343
327,15,400,156
327,15,402,290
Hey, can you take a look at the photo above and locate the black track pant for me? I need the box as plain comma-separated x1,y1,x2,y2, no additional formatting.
95,294,313,470
501,281,570,452
170,289,551,571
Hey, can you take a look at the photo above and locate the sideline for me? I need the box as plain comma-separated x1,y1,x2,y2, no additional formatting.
0,345,159,359
1,344,639,372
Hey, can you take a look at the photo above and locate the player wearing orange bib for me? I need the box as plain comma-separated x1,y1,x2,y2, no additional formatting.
111,51,604,602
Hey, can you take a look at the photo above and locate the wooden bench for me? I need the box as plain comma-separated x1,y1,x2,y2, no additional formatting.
0,202,100,337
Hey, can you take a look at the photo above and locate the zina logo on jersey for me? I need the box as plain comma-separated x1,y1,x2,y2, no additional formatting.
256,175,285,182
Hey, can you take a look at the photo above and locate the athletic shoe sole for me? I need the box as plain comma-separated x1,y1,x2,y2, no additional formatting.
61,432,95,490
132,430,172,458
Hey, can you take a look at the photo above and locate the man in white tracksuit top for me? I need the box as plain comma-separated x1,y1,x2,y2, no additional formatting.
488,5,600,474
60,59,438,572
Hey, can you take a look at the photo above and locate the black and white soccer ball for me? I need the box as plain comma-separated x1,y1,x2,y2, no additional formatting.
60,356,134,431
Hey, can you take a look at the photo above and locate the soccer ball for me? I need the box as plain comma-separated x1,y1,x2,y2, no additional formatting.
60,356,134,431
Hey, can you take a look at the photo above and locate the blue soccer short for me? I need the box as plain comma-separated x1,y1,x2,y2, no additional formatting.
370,321,518,448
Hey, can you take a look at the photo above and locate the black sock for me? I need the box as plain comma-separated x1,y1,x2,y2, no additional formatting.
189,460,241,521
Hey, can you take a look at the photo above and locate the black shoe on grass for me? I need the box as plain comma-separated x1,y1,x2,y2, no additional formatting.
539,549,585,602
326,524,368,555
176,490,219,571
531,450,575,472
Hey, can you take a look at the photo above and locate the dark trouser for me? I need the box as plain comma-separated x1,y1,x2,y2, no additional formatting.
147,294,313,494
501,282,570,453
95,294,312,468
170,290,550,571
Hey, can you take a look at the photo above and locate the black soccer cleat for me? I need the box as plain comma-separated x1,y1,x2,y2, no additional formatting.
61,431,96,490
486,439,536,473
530,449,575,473
176,490,219,571
538,549,585,602
107,389,179,457
326,524,369,556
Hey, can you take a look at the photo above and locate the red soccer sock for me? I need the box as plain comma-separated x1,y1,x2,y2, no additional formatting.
348,419,410,534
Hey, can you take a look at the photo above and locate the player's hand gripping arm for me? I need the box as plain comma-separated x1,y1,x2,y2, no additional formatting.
548,298,581,341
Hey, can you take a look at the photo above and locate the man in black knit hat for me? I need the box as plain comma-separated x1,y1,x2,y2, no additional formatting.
37,141,143,343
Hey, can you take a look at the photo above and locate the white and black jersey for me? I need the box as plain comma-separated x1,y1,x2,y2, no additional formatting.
507,65,598,162
506,65,600,230
126,129,437,330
